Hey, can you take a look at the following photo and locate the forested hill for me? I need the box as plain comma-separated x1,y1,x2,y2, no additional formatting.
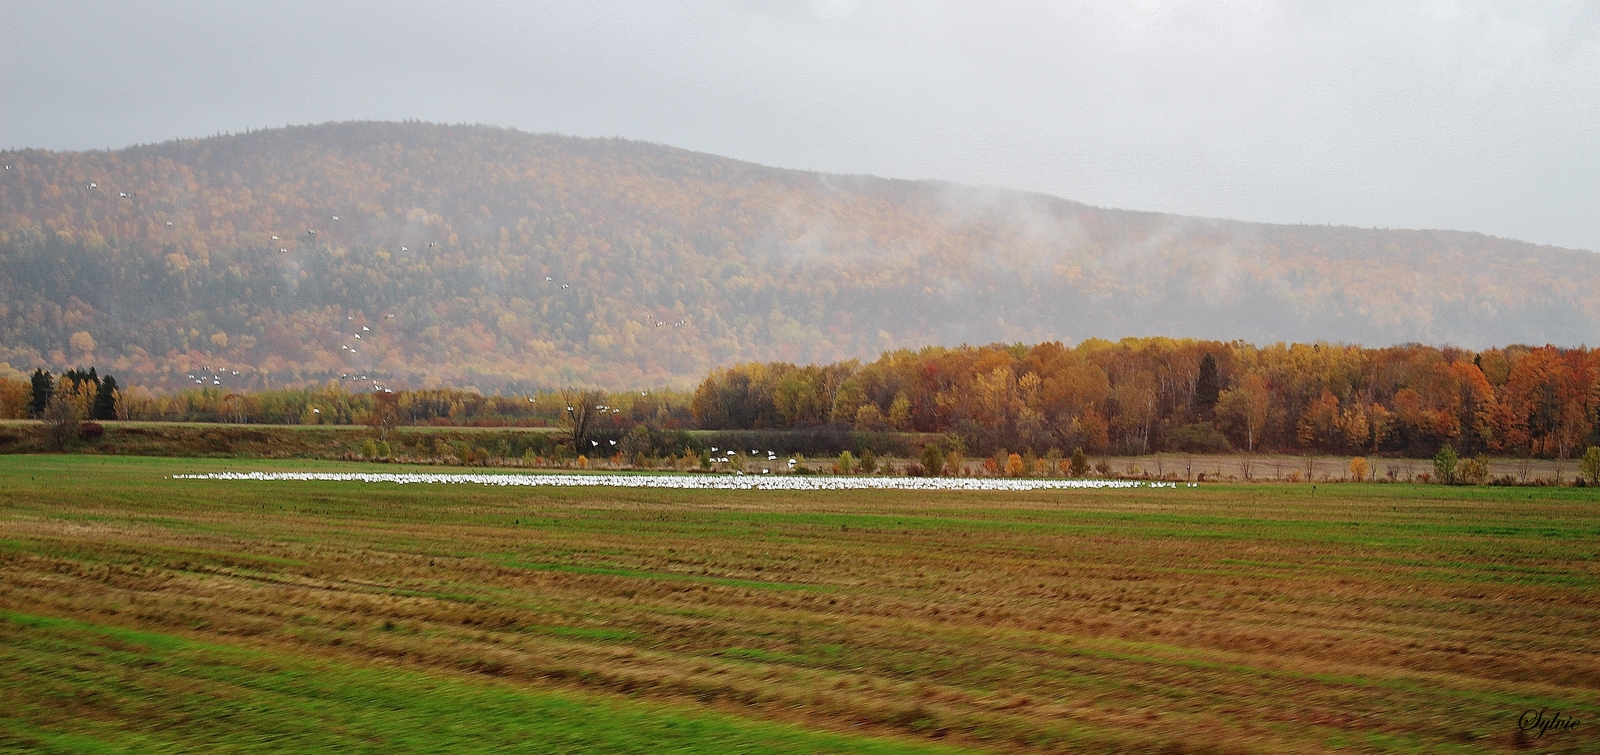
2,121,1597,391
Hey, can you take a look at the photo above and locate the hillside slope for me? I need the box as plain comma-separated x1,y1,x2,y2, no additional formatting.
1,121,1595,390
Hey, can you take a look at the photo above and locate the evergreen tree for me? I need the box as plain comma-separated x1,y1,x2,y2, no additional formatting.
29,369,53,418
93,375,119,420
1194,353,1220,418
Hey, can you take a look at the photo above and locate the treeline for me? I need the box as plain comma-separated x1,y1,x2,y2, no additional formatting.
691,338,1597,459
0,368,121,422
6,336,1596,462
0,371,692,429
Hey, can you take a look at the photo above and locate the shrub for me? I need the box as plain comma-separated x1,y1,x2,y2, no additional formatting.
1168,422,1233,453
1348,457,1369,481
42,395,81,450
1004,453,1024,477
919,443,945,476
1433,445,1459,484
1070,447,1089,477
1461,454,1491,485
836,450,855,475
859,448,878,475
1581,446,1600,486
619,424,653,461
1044,448,1063,476
79,421,105,440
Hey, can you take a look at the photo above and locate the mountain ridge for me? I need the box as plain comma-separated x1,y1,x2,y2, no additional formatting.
1,120,1595,391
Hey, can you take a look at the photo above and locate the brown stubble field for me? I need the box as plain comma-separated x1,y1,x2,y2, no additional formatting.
2,456,1598,753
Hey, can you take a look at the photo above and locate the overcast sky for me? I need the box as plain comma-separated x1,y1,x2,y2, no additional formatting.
4,1,1597,251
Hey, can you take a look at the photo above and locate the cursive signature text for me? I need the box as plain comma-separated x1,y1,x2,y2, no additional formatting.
1518,708,1580,738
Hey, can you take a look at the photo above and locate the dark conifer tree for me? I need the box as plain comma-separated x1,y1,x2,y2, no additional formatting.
1194,353,1221,419
29,369,53,418
93,375,119,420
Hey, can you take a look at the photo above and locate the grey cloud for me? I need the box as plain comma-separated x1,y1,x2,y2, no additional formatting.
2,0,1597,250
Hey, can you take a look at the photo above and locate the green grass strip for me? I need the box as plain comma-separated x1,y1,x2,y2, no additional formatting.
0,611,969,754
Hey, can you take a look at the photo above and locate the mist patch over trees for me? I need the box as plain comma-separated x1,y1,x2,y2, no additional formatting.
3,122,1599,393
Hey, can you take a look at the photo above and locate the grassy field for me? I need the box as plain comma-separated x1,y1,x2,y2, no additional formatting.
2,456,1598,753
